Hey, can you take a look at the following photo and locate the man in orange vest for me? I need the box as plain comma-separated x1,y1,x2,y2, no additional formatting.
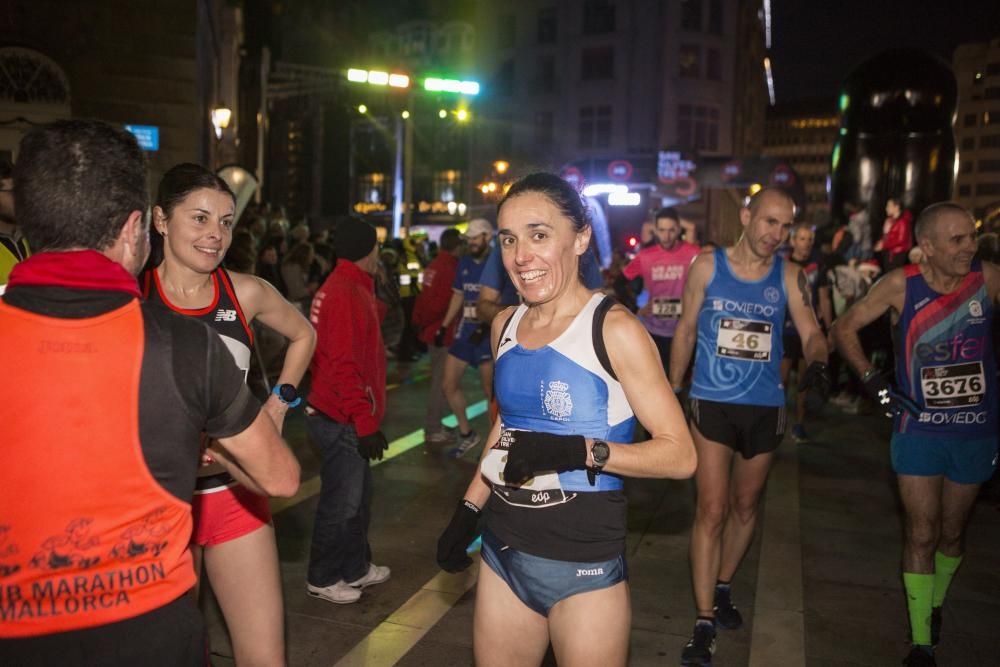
0,120,300,666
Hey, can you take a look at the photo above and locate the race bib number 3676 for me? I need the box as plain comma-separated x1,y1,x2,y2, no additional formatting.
716,318,772,362
920,362,986,409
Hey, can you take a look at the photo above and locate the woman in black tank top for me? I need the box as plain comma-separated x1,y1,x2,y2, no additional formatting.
146,163,316,666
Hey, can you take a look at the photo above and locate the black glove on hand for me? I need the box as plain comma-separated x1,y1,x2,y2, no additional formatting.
436,500,481,573
797,361,832,414
502,430,587,486
467,322,489,345
862,371,922,419
434,327,446,347
357,430,389,461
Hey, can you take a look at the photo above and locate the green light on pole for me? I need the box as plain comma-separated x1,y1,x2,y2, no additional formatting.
424,77,480,96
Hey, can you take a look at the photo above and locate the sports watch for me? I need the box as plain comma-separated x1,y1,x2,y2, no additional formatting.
590,440,610,471
273,383,302,408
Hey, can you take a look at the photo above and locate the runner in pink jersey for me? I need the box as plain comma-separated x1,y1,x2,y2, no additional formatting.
620,207,700,375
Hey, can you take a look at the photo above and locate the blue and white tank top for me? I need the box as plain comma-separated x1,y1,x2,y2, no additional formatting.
690,248,786,407
485,293,636,501
894,262,996,437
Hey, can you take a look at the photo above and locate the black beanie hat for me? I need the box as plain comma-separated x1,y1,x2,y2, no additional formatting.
334,217,378,262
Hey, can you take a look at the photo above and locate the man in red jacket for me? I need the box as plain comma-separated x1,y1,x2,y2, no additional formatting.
876,197,913,270
305,217,390,605
412,227,463,443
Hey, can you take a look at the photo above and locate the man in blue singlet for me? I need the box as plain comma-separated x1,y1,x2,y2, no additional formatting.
669,188,830,665
833,202,999,667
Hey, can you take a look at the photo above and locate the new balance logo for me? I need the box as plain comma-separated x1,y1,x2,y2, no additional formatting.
576,567,604,577
215,309,238,322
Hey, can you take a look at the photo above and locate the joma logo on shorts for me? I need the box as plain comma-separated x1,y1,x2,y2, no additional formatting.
576,568,604,577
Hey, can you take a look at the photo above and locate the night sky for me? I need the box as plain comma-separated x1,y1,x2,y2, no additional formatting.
770,0,1000,103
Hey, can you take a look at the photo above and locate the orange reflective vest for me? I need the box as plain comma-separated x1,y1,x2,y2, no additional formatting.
0,299,195,637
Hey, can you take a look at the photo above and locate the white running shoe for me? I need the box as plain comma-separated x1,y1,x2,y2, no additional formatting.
347,563,391,589
306,580,362,604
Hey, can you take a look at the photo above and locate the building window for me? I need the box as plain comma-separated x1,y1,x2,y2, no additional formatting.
579,105,612,149
496,59,515,96
982,134,1000,148
678,44,700,78
976,182,1000,196
708,0,723,33
583,0,615,34
979,159,1000,172
538,6,557,43
582,46,615,80
961,161,974,174
962,137,975,150
432,170,464,203
535,111,554,147
985,110,998,125
985,87,1000,100
535,54,556,92
964,113,977,127
958,185,971,197
706,48,721,81
681,0,702,31
677,104,719,151
498,14,515,48
987,62,1000,76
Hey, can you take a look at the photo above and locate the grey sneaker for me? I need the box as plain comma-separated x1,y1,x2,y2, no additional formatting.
307,580,362,604
425,427,456,444
448,430,480,458
347,563,391,588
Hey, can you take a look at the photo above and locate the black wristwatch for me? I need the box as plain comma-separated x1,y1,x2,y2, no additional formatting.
273,383,302,408
590,440,610,472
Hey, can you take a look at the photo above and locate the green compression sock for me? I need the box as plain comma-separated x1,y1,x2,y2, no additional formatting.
932,551,963,608
903,572,934,646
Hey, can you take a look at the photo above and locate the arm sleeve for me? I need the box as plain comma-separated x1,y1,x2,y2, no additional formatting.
315,285,378,432
621,254,642,281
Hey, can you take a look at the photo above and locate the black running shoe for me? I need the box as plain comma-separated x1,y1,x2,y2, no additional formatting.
902,646,936,666
930,607,942,647
680,621,716,666
713,585,743,630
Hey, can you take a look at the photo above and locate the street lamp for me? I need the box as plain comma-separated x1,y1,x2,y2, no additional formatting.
493,160,509,175
210,105,232,139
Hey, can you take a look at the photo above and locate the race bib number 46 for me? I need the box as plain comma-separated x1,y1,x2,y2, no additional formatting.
716,318,772,362
652,298,682,318
920,362,986,409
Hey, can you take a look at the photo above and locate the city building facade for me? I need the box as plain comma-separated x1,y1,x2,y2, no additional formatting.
953,37,1000,227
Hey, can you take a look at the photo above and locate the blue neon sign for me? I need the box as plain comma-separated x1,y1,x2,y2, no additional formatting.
125,125,160,151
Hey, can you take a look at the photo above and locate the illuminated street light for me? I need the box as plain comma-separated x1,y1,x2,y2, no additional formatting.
438,109,448,119
493,160,509,174
455,109,469,122
401,110,410,119
347,68,410,89
358,104,368,114
210,106,232,140
424,77,480,95
347,68,367,83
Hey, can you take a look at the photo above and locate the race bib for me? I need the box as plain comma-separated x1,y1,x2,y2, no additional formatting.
480,428,573,508
716,318,772,362
463,302,478,322
920,362,986,409
652,298,682,318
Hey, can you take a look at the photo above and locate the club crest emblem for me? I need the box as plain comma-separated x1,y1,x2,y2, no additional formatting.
969,300,983,318
764,287,780,304
543,380,573,420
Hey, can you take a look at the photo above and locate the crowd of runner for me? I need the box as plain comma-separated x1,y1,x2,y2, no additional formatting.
2,120,998,667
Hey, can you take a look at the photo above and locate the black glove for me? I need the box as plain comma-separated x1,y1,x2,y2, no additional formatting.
862,371,922,419
357,430,389,461
436,499,481,573
434,327,446,347
502,430,587,486
797,361,832,414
